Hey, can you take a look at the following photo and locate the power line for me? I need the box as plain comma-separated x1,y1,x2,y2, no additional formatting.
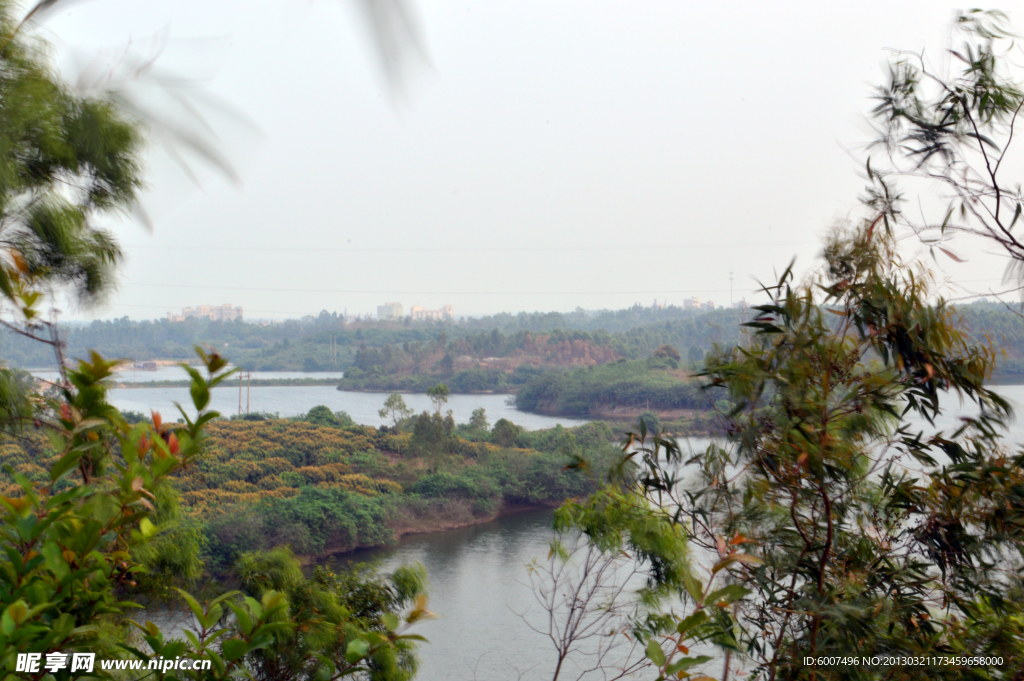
118,241,821,254
123,281,746,295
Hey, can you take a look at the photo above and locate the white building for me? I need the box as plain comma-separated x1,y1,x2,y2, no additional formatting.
410,304,453,321
168,304,243,322
377,302,403,320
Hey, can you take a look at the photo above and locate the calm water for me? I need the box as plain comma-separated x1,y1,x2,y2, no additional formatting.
337,509,674,681
30,365,585,429
317,385,1024,681
130,383,1024,679
341,509,566,681
105,386,585,431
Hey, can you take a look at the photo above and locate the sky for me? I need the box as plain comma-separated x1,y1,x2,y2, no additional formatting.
32,0,1024,321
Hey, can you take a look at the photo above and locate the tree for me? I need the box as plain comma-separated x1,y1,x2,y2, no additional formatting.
439,353,454,378
868,10,1024,289
425,382,449,414
491,418,521,447
522,533,652,681
0,3,144,389
686,344,703,364
560,223,1024,679
410,410,453,469
652,344,680,361
235,548,431,681
469,407,489,431
0,0,434,676
379,392,414,426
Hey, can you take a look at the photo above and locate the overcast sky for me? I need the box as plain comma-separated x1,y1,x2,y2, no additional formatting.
36,0,1022,321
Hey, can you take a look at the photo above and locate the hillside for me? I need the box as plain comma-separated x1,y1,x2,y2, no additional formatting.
0,411,619,568
338,328,619,392
514,355,707,417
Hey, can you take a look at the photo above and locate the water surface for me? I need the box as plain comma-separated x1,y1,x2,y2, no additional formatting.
107,386,587,431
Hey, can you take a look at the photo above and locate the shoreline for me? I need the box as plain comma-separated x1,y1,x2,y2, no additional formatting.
303,501,561,566
335,386,518,395
109,378,341,389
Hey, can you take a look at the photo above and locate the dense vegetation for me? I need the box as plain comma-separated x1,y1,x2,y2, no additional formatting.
0,406,618,571
514,355,706,416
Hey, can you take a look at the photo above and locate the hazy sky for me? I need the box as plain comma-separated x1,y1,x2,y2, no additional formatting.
36,0,1022,320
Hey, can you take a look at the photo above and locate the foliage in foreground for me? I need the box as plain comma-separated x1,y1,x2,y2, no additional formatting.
557,224,1024,680
1,351,435,680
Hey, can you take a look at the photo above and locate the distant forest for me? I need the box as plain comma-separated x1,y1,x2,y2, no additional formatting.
5,301,1024,374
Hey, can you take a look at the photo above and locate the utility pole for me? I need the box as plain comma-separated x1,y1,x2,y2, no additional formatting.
246,371,250,414
730,271,734,306
238,371,242,416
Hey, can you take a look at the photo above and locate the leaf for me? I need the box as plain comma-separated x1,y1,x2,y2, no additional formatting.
190,379,210,412
938,247,966,262
645,638,666,667
345,638,370,664
221,638,248,662
174,588,206,625
682,571,704,603
676,611,708,634
703,584,751,606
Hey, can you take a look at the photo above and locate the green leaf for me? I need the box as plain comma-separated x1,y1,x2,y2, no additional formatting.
221,638,248,662
666,655,713,674
704,584,751,606
345,638,370,664
682,570,704,603
139,517,157,539
190,379,210,412
175,588,206,625
676,611,708,634
645,639,666,667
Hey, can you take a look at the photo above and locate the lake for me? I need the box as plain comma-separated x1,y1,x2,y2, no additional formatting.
121,380,1024,679
29,367,586,430
106,385,587,431
319,385,1024,681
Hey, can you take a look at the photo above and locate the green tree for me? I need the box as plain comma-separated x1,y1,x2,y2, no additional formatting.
425,382,449,414
653,344,680,361
560,224,1024,679
234,548,430,681
686,344,703,364
379,392,414,427
304,404,343,427
0,2,144,390
868,10,1024,282
439,353,454,378
491,418,521,447
469,407,489,431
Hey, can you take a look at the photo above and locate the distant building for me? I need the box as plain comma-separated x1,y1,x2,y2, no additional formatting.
410,304,453,321
168,304,243,322
377,302,404,321
683,297,700,310
702,300,715,310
